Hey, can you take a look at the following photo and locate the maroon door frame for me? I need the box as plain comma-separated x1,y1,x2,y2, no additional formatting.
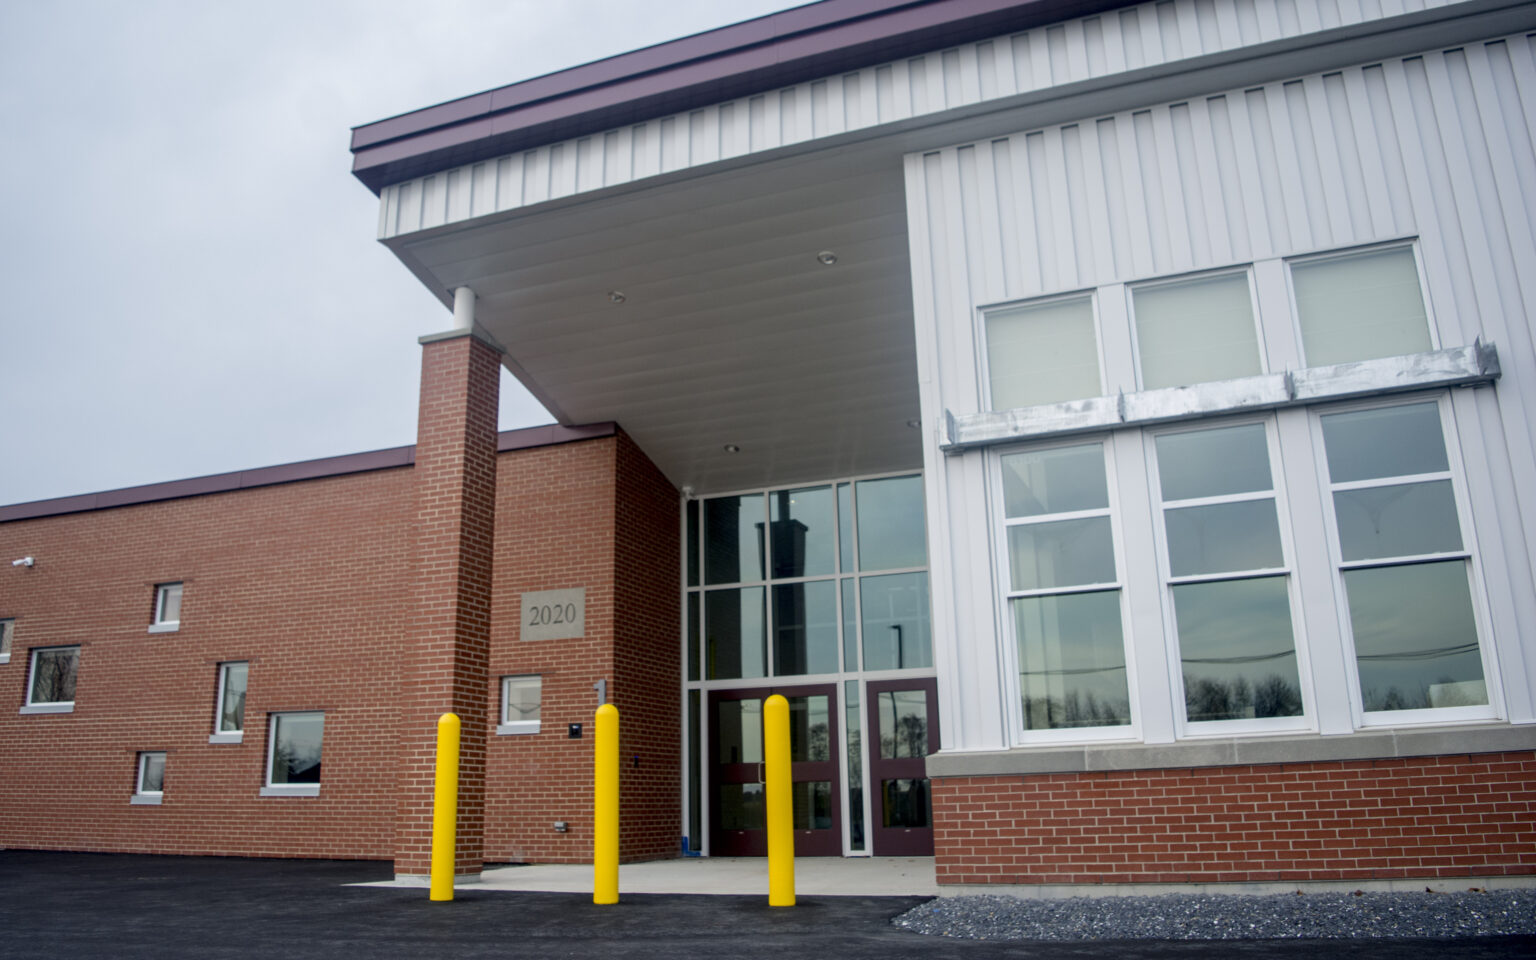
708,683,841,857
865,677,940,856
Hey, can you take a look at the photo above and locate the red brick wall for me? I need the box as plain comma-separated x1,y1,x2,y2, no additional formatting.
933,753,1536,885
481,431,681,865
0,468,413,859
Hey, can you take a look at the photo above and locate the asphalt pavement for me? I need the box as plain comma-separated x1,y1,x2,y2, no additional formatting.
0,850,1531,960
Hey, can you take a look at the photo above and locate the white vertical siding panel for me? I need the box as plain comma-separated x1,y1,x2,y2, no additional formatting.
1205,95,1257,261
1317,0,1343,31
1155,1,1183,62
991,36,1020,97
1187,98,1236,264
1150,106,1194,271
469,162,494,219
956,46,983,107
892,59,915,120
975,42,999,100
1240,88,1292,255
549,143,576,199
955,146,990,304
1336,0,1365,27
1114,113,1160,278
926,52,950,116
1078,121,1122,284
1361,65,1415,235
1083,17,1109,76
1193,0,1223,52
1259,0,1287,41
1488,40,1536,234
377,185,395,239
1065,19,1092,79
659,118,681,174
1338,69,1397,236
907,58,930,117
748,96,768,152
841,72,864,132
969,143,1010,305
1133,110,1175,273
1030,29,1054,88
1302,76,1361,243
421,174,447,229
1212,0,1243,49
1046,26,1069,84
574,137,597,192
778,88,798,145
1010,132,1046,295
1119,9,1146,71
522,149,548,204
1030,131,1065,290
938,151,982,413
493,155,517,212
1261,83,1317,250
1061,124,1097,286
1276,0,1303,37
991,139,1024,299
876,64,897,123
398,179,421,234
1378,0,1407,18
826,75,849,136
1008,33,1034,92
1508,36,1536,154
1098,11,1128,75
1176,0,1207,56
600,131,621,187
810,81,831,138
1096,117,1138,279
1169,102,1214,266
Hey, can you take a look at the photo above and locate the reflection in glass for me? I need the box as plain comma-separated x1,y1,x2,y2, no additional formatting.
1293,246,1431,366
719,783,764,830
716,698,763,764
1156,424,1273,501
861,573,932,670
271,713,324,784
1164,500,1284,576
1321,403,1448,483
29,647,77,704
1001,444,1108,518
1134,272,1261,389
219,662,248,732
687,594,700,682
687,499,699,587
1014,591,1130,729
1334,481,1462,561
845,680,864,852
140,753,165,793
688,691,701,853
1172,577,1302,722
792,781,834,831
787,695,831,762
706,587,766,680
841,579,858,672
1345,561,1487,712
1008,517,1116,590
855,476,927,570
503,676,541,723
774,581,839,676
704,494,765,584
770,486,835,578
878,690,928,758
838,483,854,572
881,779,931,828
986,296,1101,409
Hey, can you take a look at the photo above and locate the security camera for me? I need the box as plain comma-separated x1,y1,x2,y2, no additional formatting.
12,557,34,567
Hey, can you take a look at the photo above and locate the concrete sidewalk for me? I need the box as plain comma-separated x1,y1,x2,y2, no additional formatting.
367,856,940,896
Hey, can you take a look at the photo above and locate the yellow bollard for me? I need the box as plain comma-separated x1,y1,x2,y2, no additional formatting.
763,693,795,907
429,712,461,902
593,702,620,905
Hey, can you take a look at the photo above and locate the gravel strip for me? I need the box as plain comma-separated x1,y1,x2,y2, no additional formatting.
893,890,1536,941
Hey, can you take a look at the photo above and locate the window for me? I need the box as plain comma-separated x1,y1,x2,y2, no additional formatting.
984,294,1101,409
0,618,12,663
1291,245,1432,366
262,712,323,796
210,662,248,743
999,442,1132,735
1150,423,1305,731
22,645,78,714
498,675,542,735
149,582,183,632
1319,400,1491,721
1131,271,1261,389
132,752,166,805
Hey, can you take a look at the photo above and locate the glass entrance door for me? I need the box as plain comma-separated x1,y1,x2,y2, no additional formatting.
866,678,939,856
709,684,841,856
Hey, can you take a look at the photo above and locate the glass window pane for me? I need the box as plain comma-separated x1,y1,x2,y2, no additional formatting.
837,483,854,573
841,578,858,672
158,583,182,623
1001,443,1108,518
30,647,78,704
1172,577,1303,722
792,781,834,831
986,296,1101,409
860,573,932,671
1334,481,1463,561
271,714,324,785
1155,424,1273,501
686,593,700,682
1007,517,1116,590
716,699,763,764
718,783,764,829
140,753,165,793
687,691,701,852
1013,591,1131,729
705,587,766,680
787,695,830,762
1345,561,1486,712
880,779,931,828
686,500,699,587
773,581,839,676
1164,500,1284,576
704,494,765,585
220,662,248,732
770,486,835,578
844,680,863,852
1321,403,1449,483
1134,272,1261,388
504,676,541,723
877,690,929,759
0,620,11,658
855,476,926,570
1293,246,1431,366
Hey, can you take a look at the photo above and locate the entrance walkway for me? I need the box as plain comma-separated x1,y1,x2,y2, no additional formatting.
369,857,939,896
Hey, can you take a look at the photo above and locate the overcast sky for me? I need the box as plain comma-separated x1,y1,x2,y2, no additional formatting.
0,0,806,506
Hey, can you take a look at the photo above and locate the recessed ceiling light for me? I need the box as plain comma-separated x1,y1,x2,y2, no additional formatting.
607,290,626,303
816,250,838,266
723,443,741,454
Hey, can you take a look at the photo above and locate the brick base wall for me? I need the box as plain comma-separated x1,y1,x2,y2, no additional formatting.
933,752,1536,885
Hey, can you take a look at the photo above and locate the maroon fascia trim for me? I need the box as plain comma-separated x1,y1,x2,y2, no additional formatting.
350,0,1129,193
0,423,618,523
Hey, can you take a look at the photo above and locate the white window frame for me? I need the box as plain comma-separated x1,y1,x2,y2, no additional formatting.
1311,393,1501,728
976,288,1107,413
209,661,247,744
1126,265,1267,391
1144,417,1316,738
261,711,323,797
21,644,79,714
992,435,1143,746
148,582,182,633
132,751,166,805
498,674,542,735
0,618,13,664
1284,240,1440,368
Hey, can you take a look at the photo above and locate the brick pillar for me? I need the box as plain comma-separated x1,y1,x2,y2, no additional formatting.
396,330,500,879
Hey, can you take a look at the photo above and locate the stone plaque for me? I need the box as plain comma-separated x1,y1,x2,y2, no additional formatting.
520,587,586,641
